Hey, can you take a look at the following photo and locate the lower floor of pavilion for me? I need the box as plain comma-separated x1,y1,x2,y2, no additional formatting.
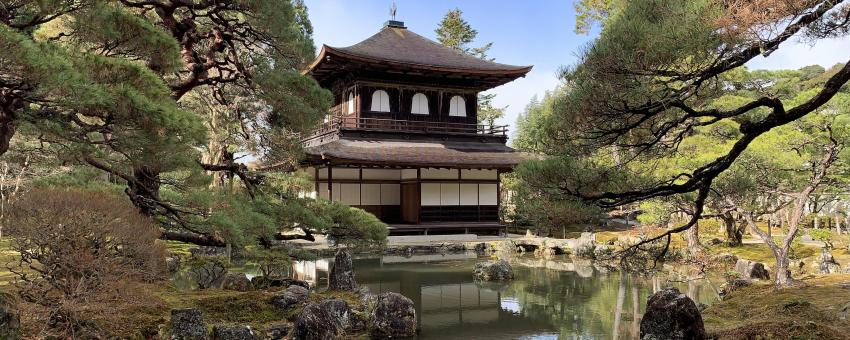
305,165,505,234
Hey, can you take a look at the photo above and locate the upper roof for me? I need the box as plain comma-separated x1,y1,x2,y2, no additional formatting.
305,22,532,90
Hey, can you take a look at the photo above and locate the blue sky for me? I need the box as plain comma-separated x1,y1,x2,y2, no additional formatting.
304,0,850,136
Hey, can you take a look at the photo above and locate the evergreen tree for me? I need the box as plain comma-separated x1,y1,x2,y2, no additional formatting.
434,8,503,125
0,0,387,248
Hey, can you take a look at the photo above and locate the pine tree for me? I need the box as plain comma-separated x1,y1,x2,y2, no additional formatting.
434,8,504,125
0,0,387,248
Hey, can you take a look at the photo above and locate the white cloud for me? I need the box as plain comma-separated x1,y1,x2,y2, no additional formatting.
747,35,850,70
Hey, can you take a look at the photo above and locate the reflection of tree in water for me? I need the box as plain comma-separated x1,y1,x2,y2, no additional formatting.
503,266,716,339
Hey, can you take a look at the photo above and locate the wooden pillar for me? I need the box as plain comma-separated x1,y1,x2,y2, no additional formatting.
314,167,319,196
416,168,421,224
327,165,333,202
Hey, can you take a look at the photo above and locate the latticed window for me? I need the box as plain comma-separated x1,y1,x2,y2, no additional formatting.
370,90,390,112
449,95,466,117
411,93,429,115
347,92,355,115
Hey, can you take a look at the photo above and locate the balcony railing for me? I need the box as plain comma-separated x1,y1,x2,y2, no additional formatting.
306,116,508,141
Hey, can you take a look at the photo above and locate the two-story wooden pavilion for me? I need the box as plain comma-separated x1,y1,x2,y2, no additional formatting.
302,20,532,235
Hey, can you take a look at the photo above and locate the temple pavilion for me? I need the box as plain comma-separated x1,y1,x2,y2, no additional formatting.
301,20,532,235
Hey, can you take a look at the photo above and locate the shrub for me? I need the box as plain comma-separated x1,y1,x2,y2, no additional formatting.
185,255,229,289
809,229,834,249
251,249,293,278
4,188,167,338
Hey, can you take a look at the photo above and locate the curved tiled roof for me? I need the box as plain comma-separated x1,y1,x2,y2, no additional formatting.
326,26,531,73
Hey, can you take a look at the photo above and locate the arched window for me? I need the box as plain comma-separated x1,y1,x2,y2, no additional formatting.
346,92,355,115
410,93,429,115
449,95,466,117
370,90,390,112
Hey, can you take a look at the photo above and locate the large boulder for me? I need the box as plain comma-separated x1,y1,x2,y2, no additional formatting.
370,292,417,338
818,248,841,274
734,259,770,280
269,285,309,311
294,302,345,340
221,272,253,291
262,323,292,340
329,249,357,291
0,292,20,340
211,325,256,340
472,260,514,281
640,287,707,340
251,276,310,290
320,298,353,330
170,309,208,340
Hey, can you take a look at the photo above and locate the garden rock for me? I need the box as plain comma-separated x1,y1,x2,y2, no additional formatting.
818,248,841,274
734,259,770,280
262,323,292,340
370,292,417,338
294,302,345,340
252,276,310,290
170,309,208,340
212,325,256,340
270,285,309,310
329,249,357,291
221,272,253,291
166,256,182,274
640,287,707,340
0,292,20,340
320,298,352,330
473,260,514,281
719,278,751,299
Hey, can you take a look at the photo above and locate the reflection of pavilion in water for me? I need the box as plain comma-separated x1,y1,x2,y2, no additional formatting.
292,254,718,339
293,253,555,337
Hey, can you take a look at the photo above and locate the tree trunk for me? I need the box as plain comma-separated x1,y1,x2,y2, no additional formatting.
722,213,742,246
772,247,794,286
0,120,13,156
0,93,21,156
126,166,162,216
686,222,704,255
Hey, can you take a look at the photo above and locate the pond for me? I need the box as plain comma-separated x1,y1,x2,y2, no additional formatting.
294,252,720,340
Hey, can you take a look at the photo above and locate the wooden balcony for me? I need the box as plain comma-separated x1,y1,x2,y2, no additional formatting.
305,116,508,143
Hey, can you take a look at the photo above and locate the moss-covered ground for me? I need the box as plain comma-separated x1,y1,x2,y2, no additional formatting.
703,274,850,339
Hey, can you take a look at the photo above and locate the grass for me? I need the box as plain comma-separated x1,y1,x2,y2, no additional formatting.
0,238,18,285
703,274,850,339
158,286,291,328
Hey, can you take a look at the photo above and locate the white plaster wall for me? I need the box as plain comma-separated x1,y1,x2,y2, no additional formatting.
479,183,498,205
459,184,479,205
361,184,381,205
461,169,498,180
421,183,441,206
340,183,360,205
440,183,460,205
381,184,400,205
421,168,458,180
318,183,328,199
362,169,401,180
401,169,418,180
332,168,360,180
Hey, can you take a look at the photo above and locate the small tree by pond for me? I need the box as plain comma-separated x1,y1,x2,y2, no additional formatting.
3,188,166,338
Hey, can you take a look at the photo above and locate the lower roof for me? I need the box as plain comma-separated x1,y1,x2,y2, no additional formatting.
303,138,534,169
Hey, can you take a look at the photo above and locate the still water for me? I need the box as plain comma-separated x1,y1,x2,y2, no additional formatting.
294,252,719,340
